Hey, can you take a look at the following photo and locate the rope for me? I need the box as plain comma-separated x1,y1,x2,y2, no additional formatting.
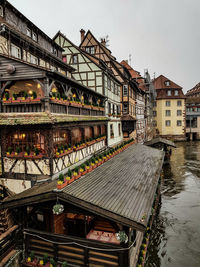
24,231,136,252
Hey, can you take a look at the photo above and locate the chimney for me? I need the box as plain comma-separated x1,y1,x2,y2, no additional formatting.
101,38,106,47
80,29,85,42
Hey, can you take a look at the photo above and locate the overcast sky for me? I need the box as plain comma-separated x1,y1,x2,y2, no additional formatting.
9,0,200,92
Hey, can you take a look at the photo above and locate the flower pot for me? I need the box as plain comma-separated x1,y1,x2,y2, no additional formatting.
80,170,87,176
26,258,38,266
30,98,41,102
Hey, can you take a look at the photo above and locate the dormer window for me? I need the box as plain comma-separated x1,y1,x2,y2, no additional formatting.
175,90,179,96
165,81,170,86
0,5,3,17
26,28,31,37
85,46,95,54
167,90,171,96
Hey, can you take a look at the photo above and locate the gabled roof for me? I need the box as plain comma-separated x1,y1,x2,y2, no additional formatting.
79,30,115,59
153,75,182,90
53,31,121,85
0,144,164,232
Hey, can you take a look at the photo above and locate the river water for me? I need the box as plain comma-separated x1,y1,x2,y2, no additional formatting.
146,141,200,267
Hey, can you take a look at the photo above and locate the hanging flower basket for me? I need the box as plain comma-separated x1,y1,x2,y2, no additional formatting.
116,231,128,243
52,204,64,215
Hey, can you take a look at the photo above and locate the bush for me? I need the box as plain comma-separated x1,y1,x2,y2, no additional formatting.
5,92,9,100
8,147,12,154
26,146,30,155
32,91,37,99
34,147,39,155
67,169,72,178
43,254,48,265
16,147,20,154
59,173,64,182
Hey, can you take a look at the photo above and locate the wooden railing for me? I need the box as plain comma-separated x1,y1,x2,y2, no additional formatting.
2,102,44,113
0,225,19,262
24,229,128,267
1,101,104,116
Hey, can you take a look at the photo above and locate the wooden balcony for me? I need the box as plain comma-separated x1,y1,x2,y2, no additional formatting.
1,98,105,116
23,228,128,267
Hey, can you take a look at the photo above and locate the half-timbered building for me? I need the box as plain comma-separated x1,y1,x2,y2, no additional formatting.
54,31,123,147
121,61,146,143
79,30,139,141
0,1,108,193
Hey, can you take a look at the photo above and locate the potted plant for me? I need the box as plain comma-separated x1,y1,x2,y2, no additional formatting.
79,164,87,176
66,169,73,184
6,146,13,156
4,92,11,103
50,258,57,267
21,91,29,102
31,91,40,102
15,147,21,157
73,166,81,180
24,146,31,157
62,262,68,267
26,252,38,266
38,254,48,267
12,93,20,103
85,160,92,173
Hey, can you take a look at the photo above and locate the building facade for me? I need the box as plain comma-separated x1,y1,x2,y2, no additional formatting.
153,75,186,141
0,1,108,193
54,31,123,147
185,83,200,140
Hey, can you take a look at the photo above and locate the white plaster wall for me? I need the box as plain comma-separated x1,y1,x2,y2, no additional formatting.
0,178,31,194
107,121,123,147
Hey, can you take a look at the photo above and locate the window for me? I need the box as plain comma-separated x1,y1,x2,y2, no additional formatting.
165,81,170,86
165,120,171,126
108,102,111,114
153,101,157,107
175,90,179,96
165,110,171,116
0,5,3,17
177,120,182,126
118,123,121,136
32,32,38,42
123,103,128,113
107,79,111,90
72,55,78,64
166,101,171,107
177,100,182,106
85,46,95,54
167,90,171,96
26,28,31,37
11,44,21,59
153,120,157,127
177,110,182,116
110,124,114,138
153,111,157,117
112,104,115,114
30,55,38,65
117,105,120,115
123,85,128,96
111,81,114,92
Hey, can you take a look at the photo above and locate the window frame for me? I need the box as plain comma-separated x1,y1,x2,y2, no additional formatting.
166,100,171,107
165,120,171,127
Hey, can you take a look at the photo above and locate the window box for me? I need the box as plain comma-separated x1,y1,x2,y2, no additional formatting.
21,98,30,103
76,144,86,151
30,98,41,103
11,98,21,103
83,104,92,109
87,140,96,146
92,106,99,111
3,98,12,104
70,101,82,108
99,107,104,111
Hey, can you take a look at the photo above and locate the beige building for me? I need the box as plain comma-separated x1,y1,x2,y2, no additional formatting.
153,75,186,141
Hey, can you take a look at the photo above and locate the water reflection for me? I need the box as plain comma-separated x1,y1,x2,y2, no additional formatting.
146,141,200,267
